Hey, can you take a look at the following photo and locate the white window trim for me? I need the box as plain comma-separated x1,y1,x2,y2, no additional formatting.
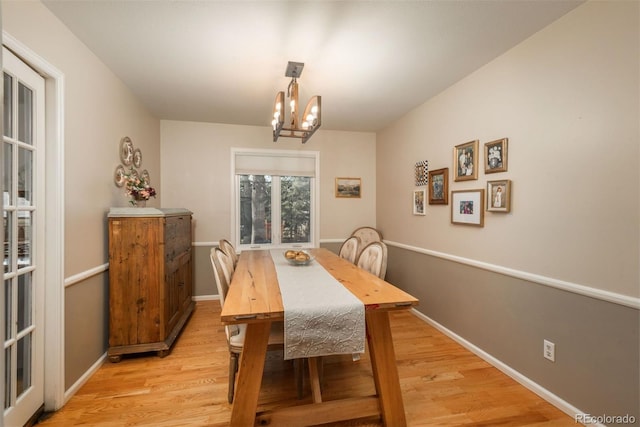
230,147,320,250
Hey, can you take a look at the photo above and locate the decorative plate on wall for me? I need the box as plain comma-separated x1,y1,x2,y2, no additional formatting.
120,137,134,166
141,169,150,184
133,148,143,168
114,164,126,187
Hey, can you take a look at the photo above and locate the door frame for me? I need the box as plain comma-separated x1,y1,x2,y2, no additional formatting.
3,31,66,412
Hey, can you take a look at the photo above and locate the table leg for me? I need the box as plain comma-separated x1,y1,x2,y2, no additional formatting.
229,321,271,426
366,310,407,427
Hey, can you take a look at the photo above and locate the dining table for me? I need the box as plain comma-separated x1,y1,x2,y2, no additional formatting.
220,247,419,426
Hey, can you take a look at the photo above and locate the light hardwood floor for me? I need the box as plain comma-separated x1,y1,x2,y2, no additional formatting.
37,301,575,426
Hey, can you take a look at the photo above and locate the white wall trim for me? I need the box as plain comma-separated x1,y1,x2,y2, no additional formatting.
3,31,67,411
64,263,109,288
63,353,107,405
193,295,219,302
386,240,640,310
411,309,604,427
193,241,219,247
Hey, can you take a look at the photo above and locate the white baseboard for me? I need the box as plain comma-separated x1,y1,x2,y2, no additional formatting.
410,308,604,427
63,352,107,404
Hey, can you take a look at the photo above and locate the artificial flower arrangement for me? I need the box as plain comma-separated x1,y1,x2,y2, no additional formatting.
124,168,156,206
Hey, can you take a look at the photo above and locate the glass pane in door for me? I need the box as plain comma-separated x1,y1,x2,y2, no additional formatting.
16,334,31,397
18,82,33,145
3,73,12,138
4,348,11,409
18,147,32,206
17,273,32,331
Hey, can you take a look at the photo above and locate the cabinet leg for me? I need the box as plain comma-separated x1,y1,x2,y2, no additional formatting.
108,355,122,363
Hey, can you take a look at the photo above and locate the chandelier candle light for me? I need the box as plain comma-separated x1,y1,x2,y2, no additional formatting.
272,61,322,144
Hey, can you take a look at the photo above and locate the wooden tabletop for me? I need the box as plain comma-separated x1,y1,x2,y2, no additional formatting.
221,248,418,324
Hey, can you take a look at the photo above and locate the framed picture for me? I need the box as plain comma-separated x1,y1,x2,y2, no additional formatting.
451,189,484,226
485,138,508,174
487,179,511,212
454,140,479,181
413,189,426,215
335,177,361,198
428,168,448,205
414,160,428,186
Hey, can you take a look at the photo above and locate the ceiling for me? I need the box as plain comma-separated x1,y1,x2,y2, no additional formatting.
42,0,583,133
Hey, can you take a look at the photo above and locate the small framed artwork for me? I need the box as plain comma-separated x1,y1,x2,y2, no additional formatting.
454,140,479,181
487,179,511,212
415,160,428,186
485,138,508,174
428,168,448,205
335,177,361,198
413,189,426,215
451,189,485,227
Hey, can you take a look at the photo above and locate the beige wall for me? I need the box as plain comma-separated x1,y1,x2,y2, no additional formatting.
160,121,377,296
3,0,160,388
377,0,639,298
3,0,161,276
160,121,376,244
377,0,639,419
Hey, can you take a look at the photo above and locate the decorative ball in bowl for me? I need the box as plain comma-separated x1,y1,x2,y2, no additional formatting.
284,250,314,266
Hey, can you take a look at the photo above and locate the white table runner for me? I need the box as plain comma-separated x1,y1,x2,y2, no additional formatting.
271,250,365,360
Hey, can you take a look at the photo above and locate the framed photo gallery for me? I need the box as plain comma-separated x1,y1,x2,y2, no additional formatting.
414,137,511,226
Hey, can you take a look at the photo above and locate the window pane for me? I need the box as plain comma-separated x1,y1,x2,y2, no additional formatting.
18,147,32,206
3,73,12,138
17,333,32,397
239,175,272,245
18,211,32,268
18,82,33,145
281,176,311,244
17,272,32,331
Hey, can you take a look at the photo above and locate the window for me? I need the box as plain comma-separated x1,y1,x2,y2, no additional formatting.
232,149,319,250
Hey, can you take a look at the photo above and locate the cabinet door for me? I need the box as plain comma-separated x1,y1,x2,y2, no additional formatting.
109,217,163,345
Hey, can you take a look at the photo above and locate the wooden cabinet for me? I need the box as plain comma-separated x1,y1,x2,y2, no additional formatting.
107,207,195,362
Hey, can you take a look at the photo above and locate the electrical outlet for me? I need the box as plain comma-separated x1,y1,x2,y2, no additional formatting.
543,339,555,362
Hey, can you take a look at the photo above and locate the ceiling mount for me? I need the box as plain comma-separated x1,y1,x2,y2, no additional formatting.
285,61,304,78
272,61,321,144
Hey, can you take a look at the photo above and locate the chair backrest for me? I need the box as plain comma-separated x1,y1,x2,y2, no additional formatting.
350,226,383,259
356,241,388,280
219,238,239,266
210,247,232,306
338,236,360,264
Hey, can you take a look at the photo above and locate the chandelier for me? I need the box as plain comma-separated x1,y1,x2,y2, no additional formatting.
272,61,322,144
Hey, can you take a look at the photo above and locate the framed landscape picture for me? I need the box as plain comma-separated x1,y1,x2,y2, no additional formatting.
451,189,484,226
428,168,448,205
484,138,508,174
335,177,361,198
413,189,426,215
454,140,479,181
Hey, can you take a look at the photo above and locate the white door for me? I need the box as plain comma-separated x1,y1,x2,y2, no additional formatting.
2,46,45,427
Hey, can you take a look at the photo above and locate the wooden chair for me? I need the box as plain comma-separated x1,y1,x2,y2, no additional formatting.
338,235,360,264
350,226,383,259
210,248,303,403
219,238,239,267
356,241,388,280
